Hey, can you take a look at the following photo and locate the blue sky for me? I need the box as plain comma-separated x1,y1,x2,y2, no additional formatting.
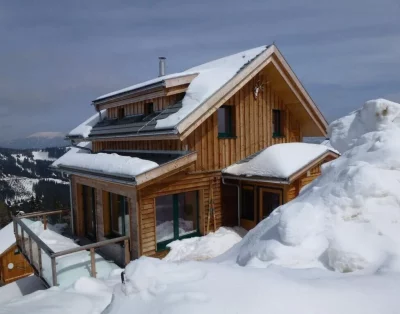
1,0,399,140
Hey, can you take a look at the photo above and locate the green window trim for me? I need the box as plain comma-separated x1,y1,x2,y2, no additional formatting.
156,191,200,252
272,109,284,138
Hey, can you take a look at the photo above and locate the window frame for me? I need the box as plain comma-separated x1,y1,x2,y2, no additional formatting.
272,109,284,138
108,193,129,238
156,191,200,251
218,105,236,138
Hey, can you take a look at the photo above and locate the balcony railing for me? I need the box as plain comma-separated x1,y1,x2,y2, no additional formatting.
13,210,130,287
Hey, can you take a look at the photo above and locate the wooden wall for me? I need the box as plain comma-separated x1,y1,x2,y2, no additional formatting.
107,94,181,119
0,245,33,285
93,75,302,174
71,175,140,259
138,170,222,257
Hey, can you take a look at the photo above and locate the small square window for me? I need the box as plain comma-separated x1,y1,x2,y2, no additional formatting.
144,103,154,115
272,109,284,137
218,106,235,138
117,107,125,119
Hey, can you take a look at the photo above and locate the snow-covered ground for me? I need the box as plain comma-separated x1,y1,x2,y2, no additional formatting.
3,99,400,314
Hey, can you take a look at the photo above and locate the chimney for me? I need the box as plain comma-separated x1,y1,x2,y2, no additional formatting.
159,57,166,77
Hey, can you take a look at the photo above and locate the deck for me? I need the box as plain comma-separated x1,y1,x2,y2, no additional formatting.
13,210,130,288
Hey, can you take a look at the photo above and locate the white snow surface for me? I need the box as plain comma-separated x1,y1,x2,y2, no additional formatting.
32,151,56,161
164,227,243,262
7,99,400,314
52,142,159,178
0,275,46,305
93,46,268,132
223,143,336,179
0,222,16,254
67,110,105,138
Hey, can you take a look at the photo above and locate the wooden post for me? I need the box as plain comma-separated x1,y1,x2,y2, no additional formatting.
28,236,33,262
90,248,96,278
124,239,130,266
51,257,57,286
21,228,25,253
43,215,48,230
38,245,43,277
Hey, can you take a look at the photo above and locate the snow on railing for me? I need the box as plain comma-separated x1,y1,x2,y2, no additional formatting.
13,210,130,287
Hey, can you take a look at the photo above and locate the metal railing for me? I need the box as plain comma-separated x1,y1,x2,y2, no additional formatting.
13,210,130,287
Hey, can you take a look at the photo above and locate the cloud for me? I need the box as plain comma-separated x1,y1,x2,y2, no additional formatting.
0,0,399,139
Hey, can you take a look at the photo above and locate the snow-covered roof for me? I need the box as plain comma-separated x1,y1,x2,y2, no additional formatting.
222,143,338,181
52,142,159,181
67,110,105,139
0,222,16,255
69,46,269,139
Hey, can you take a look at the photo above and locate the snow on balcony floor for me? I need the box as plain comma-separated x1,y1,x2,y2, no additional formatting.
23,220,120,288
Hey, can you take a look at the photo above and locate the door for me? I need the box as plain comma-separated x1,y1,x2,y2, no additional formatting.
83,185,97,241
259,188,282,221
240,186,257,230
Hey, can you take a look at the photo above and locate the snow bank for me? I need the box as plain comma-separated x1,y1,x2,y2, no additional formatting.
67,110,105,138
164,227,243,262
229,99,400,272
223,143,337,179
52,142,158,179
0,222,16,254
32,151,56,161
0,277,112,314
0,276,46,305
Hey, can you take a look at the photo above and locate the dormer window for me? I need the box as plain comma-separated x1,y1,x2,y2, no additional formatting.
144,103,154,115
117,107,125,119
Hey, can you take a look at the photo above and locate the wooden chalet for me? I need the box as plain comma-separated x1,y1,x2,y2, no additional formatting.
0,222,33,285
41,44,332,267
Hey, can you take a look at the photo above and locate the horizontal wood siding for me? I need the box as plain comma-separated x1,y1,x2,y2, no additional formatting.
138,171,222,257
107,94,181,119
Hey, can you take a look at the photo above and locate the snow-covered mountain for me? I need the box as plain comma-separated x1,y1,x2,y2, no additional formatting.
0,132,68,149
0,147,69,209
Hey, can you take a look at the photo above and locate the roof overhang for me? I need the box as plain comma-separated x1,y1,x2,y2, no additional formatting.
93,73,198,111
221,150,339,185
52,151,197,187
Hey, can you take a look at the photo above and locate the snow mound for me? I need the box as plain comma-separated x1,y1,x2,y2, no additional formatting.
0,222,16,255
164,227,243,262
232,99,400,272
68,110,105,138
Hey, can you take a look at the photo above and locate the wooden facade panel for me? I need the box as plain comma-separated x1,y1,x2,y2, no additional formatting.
0,245,33,284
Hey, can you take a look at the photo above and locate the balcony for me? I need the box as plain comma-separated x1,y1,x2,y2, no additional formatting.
13,210,130,288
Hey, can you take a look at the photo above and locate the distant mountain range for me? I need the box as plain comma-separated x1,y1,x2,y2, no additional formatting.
0,132,68,149
0,147,70,211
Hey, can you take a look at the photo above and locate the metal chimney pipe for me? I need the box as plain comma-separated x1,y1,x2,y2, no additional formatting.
159,57,166,77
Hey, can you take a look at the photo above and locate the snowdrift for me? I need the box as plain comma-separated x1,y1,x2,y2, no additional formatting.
231,99,400,272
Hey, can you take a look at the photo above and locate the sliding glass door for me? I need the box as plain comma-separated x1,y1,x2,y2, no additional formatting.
155,191,199,250
82,185,96,241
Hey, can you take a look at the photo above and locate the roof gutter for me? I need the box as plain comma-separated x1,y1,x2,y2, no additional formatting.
51,165,138,186
221,174,290,185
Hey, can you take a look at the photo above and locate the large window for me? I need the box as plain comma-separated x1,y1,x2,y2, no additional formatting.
156,191,199,250
104,192,130,237
272,109,284,137
218,106,235,138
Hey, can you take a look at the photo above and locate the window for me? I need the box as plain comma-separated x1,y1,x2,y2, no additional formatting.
117,107,125,119
82,185,96,240
241,186,255,221
218,106,235,138
144,103,154,115
156,191,199,250
106,193,129,237
272,109,284,137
